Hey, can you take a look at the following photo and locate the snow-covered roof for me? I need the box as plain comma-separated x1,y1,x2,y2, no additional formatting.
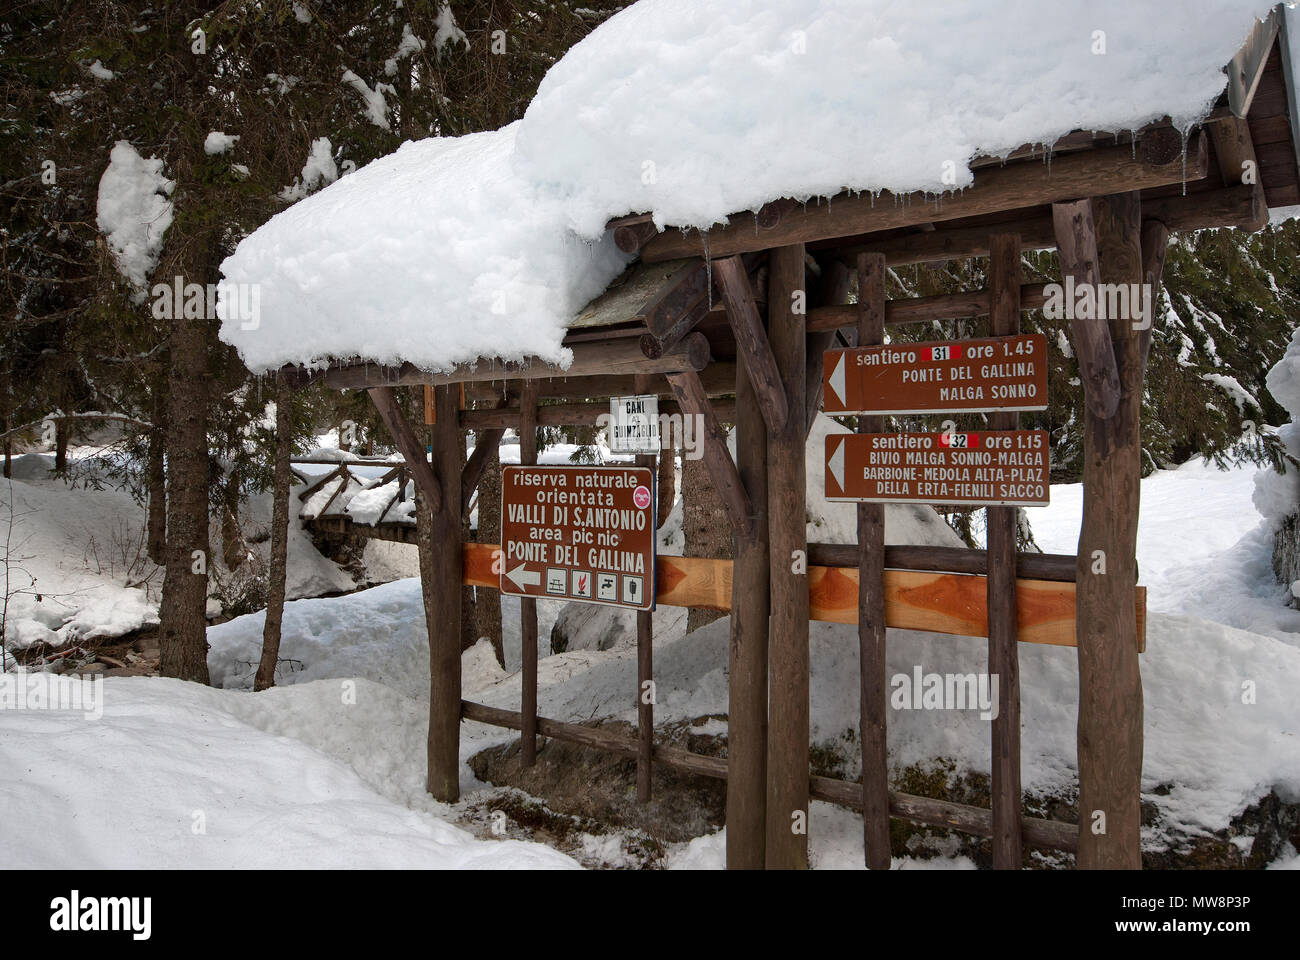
219,0,1288,376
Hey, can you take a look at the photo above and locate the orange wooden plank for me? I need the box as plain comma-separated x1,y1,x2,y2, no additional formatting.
460,542,1146,650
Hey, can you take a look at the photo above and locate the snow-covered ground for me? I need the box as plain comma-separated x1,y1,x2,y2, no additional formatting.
1031,458,1300,645
4,422,1299,869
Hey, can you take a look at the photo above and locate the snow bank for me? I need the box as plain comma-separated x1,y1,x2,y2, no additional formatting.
1255,325,1300,527
220,0,1272,374
0,677,575,869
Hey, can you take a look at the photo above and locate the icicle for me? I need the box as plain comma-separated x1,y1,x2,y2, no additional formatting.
703,233,713,309
1180,127,1189,197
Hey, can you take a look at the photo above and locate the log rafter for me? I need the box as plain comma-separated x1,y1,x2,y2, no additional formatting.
713,255,789,433
640,135,1207,263
367,385,443,515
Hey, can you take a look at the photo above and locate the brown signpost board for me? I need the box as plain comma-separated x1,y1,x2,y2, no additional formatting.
822,333,1048,415
825,430,1050,506
500,464,656,610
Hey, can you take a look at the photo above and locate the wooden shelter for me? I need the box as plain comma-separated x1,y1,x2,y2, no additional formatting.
286,6,1300,869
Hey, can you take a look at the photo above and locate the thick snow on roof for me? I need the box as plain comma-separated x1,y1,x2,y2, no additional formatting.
220,0,1275,374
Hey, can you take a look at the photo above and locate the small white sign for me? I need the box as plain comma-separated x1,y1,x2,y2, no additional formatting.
608,394,660,454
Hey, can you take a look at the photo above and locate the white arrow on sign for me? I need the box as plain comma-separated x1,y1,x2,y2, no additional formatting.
505,564,541,590
826,352,846,407
828,435,846,493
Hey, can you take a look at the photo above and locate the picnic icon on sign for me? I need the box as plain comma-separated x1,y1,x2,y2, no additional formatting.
571,570,593,598
545,568,567,595
622,575,644,606
596,573,618,601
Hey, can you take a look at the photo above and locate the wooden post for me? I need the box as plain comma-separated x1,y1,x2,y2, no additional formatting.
727,316,771,870
987,233,1024,869
425,384,462,801
636,452,656,803
765,243,810,869
1077,193,1145,869
855,253,891,869
519,379,540,768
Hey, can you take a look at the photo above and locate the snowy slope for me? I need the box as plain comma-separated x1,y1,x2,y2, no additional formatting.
0,676,575,869
1,452,356,650
205,416,1300,860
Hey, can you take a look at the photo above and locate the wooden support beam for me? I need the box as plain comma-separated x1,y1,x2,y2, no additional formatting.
820,180,1264,268
324,334,711,390
461,699,1076,852
1076,192,1146,870
1211,116,1262,189
856,252,891,870
457,541,1147,648
810,542,1081,581
727,314,771,870
1052,200,1122,420
807,283,1050,333
808,775,1077,853
636,451,655,803
714,256,789,433
765,243,810,870
518,380,540,768
633,261,711,337
459,398,736,431
641,136,1207,262
419,385,462,801
664,370,753,536
986,233,1024,870
806,260,852,433
296,463,346,502
463,362,739,405
367,386,443,515
460,428,506,513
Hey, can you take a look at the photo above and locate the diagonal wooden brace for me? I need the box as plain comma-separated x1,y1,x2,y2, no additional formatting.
367,385,444,516
664,369,754,537
714,255,790,434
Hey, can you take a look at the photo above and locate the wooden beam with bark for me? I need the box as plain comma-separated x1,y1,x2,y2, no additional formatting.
641,136,1207,262
807,283,1049,333
764,243,811,870
1075,192,1146,869
1051,200,1122,420
664,370,753,537
820,180,1264,268
324,333,712,390
367,385,443,515
714,255,789,433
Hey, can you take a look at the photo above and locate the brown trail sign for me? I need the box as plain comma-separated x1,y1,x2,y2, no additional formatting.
823,334,1048,415
825,430,1050,506
500,464,656,610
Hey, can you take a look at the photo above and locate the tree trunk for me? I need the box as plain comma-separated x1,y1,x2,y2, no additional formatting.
683,452,730,632
472,432,504,668
157,310,212,684
146,382,167,564
254,379,292,691
54,416,68,474
2,418,10,479
221,472,245,570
